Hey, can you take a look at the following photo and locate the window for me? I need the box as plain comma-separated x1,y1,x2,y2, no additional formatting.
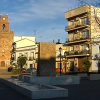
81,44,89,51
82,17,89,25
2,24,5,31
24,53,28,57
24,53,28,59
71,21,74,26
99,45,100,53
57,63,62,68
70,34,74,41
30,64,33,68
82,30,89,38
30,52,34,58
70,46,74,51
19,53,22,56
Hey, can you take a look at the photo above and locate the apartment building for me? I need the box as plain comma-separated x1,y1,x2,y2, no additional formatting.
65,5,100,72
11,36,38,69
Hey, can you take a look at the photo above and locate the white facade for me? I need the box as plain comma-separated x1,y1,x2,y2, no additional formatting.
12,36,37,69
92,38,100,72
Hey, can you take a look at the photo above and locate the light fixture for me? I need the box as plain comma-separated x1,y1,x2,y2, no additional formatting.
59,47,62,52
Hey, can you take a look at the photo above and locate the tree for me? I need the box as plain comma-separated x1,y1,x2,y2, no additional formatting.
82,57,91,72
17,56,26,69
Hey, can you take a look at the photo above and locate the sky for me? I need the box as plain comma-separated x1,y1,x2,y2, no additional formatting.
0,0,100,43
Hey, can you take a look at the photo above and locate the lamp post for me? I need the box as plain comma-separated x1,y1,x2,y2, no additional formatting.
59,47,62,75
64,51,68,72
86,47,89,60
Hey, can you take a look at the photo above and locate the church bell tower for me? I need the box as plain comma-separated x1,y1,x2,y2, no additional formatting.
0,14,14,68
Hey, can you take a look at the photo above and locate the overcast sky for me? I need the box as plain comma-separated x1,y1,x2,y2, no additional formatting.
0,0,100,43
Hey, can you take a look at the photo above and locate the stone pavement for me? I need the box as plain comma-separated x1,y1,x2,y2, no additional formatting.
0,78,100,100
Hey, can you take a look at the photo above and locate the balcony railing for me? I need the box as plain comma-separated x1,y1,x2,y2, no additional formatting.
29,57,35,60
94,53,100,60
11,57,15,60
65,50,90,56
65,21,89,31
66,36,89,43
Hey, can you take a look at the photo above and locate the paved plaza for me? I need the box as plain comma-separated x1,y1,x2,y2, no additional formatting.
0,78,100,100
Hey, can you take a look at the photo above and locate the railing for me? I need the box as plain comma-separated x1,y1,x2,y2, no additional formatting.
65,50,90,56
66,37,89,43
65,21,89,31
11,57,15,60
29,57,35,60
94,53,100,60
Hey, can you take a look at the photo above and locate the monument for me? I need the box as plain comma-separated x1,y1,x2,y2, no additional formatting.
37,42,56,76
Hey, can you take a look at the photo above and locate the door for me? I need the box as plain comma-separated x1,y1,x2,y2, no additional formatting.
30,64,33,68
1,61,5,67
70,61,74,71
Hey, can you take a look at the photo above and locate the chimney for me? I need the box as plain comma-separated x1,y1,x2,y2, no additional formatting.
53,39,55,43
58,39,60,43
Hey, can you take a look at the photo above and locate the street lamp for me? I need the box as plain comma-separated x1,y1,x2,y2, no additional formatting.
86,47,89,60
64,51,68,72
59,47,62,75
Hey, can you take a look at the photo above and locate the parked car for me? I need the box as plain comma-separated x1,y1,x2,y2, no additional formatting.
25,68,37,73
21,68,26,73
56,68,63,73
8,67,13,72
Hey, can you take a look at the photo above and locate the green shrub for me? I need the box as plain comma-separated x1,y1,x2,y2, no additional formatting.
12,68,21,75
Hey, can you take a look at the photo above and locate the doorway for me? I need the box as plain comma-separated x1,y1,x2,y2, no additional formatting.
1,61,5,67
70,61,74,71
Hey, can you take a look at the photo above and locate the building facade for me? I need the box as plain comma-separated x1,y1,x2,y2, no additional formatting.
56,44,67,73
0,14,14,68
11,36,37,69
65,5,100,72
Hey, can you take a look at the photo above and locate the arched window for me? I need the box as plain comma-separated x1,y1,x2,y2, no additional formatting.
2,24,5,31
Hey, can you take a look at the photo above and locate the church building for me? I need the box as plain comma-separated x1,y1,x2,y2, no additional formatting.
0,14,14,68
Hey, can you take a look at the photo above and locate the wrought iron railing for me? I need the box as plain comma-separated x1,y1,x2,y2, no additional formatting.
29,57,35,60
66,36,89,43
65,21,89,31
65,50,90,56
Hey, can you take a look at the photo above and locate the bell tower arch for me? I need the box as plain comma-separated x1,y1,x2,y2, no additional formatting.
0,14,9,32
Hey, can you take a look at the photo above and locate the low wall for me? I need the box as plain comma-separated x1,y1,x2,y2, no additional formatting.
2,78,68,99
77,73,88,78
89,74,100,80
19,75,80,85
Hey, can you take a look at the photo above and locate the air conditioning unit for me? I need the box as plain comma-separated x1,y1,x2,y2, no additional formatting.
97,53,100,58
75,30,79,34
75,17,79,21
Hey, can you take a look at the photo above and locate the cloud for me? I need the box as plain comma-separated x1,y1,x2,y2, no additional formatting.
9,0,78,23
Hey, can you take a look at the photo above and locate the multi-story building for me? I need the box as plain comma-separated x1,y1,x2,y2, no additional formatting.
65,5,100,72
0,14,14,68
11,36,38,69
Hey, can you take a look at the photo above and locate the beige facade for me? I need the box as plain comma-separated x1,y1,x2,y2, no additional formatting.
56,44,67,73
65,5,100,72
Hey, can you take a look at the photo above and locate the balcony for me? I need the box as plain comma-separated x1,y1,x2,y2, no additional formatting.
66,37,90,45
65,50,90,57
65,22,89,32
93,53,100,60
29,57,35,61
11,48,16,53
11,57,15,60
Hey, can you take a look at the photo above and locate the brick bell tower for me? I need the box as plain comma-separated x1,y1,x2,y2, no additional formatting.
0,14,14,68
